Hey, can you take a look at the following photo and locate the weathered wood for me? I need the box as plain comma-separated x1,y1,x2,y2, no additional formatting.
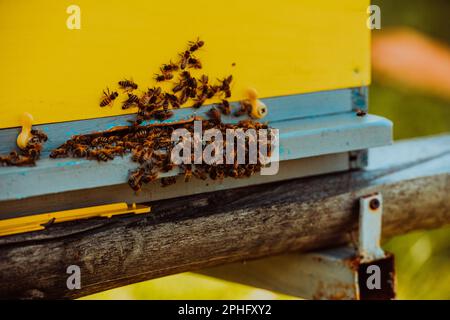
0,134,449,299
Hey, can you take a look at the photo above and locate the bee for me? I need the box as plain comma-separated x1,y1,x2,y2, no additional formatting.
9,155,35,167
142,170,158,184
91,136,109,146
50,148,68,158
122,93,139,109
161,176,177,187
135,128,149,139
218,99,231,115
148,86,162,99
186,77,197,90
356,108,367,117
188,38,204,52
234,100,252,117
154,71,174,82
138,92,152,106
100,149,115,161
219,75,233,98
193,168,208,180
73,145,88,158
198,74,208,87
128,168,145,191
165,93,180,109
179,89,189,105
192,96,206,109
153,110,174,121
206,107,221,121
111,146,126,156
179,50,191,70
118,79,138,91
182,164,192,182
188,57,202,69
161,97,170,111
25,144,42,160
100,88,119,107
161,61,179,73
30,129,48,143
172,82,184,94
207,85,220,99
137,110,156,121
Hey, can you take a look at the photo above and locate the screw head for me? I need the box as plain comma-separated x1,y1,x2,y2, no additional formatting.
369,198,380,210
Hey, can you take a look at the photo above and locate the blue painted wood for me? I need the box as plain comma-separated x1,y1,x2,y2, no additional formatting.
0,113,392,202
0,88,359,155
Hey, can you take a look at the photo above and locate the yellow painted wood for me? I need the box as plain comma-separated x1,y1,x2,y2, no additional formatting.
0,0,370,129
0,203,150,237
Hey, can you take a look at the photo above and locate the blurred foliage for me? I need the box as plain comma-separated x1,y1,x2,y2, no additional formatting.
372,0,450,42
370,83,450,140
86,0,449,300
82,273,296,300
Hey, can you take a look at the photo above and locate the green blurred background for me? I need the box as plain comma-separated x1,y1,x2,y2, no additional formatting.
86,0,450,300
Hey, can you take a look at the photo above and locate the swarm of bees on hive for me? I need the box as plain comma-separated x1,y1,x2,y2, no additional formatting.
48,38,275,191
99,38,252,124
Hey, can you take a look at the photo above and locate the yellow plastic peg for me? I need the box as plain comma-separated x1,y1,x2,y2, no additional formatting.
17,112,34,149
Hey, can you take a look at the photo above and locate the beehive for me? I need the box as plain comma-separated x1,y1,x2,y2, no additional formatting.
0,0,392,228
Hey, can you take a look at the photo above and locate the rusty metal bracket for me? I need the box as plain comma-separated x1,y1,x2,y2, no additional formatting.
200,192,397,300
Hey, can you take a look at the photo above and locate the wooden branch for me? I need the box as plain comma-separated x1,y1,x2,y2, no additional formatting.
0,134,449,299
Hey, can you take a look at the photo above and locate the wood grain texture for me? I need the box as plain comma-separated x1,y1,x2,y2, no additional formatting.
0,134,449,299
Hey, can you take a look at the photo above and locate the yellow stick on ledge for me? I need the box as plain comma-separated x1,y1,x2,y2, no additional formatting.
0,203,150,237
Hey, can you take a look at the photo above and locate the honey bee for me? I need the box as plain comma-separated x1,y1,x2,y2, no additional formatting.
219,75,233,98
153,110,174,121
179,50,191,70
192,168,208,180
91,136,109,146
207,107,221,121
100,88,119,107
111,146,126,156
356,108,367,117
138,92,152,106
118,79,138,91
218,99,231,115
135,128,149,139
161,176,177,187
30,129,48,143
182,164,192,182
234,100,252,117
73,145,88,158
207,85,220,99
186,77,197,90
165,93,180,109
142,170,158,184
50,148,69,158
122,93,139,109
198,74,208,90
188,38,204,52
25,144,42,160
148,86,162,98
192,96,206,109
172,82,184,94
101,149,115,161
179,89,189,105
8,155,35,166
128,168,145,191
188,57,202,69
161,60,179,73
154,71,174,82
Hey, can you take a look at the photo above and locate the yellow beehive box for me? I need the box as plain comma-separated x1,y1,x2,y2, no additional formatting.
0,0,370,129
